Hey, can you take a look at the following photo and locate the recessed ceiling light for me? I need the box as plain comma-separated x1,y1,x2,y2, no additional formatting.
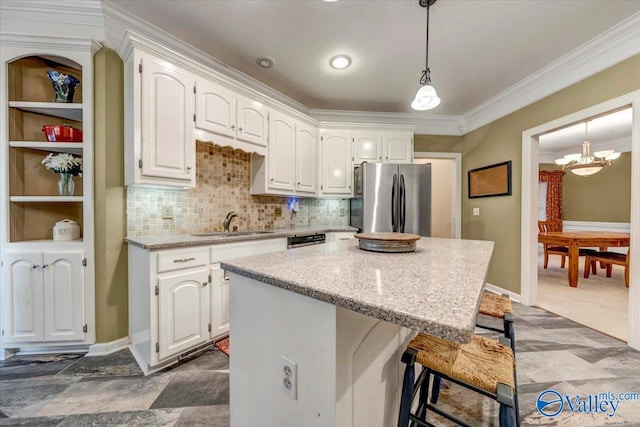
257,56,274,68
330,54,351,70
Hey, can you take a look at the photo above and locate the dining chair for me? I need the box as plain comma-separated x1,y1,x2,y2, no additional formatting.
538,220,568,268
584,250,630,287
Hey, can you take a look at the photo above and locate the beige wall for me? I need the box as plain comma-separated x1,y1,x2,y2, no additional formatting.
540,151,631,223
94,48,128,342
414,134,463,153
415,158,453,238
457,54,640,293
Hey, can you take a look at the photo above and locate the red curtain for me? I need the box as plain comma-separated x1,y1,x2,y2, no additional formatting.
539,170,565,221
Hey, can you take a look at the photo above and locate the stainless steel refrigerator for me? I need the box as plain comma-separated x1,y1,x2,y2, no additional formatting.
350,163,431,236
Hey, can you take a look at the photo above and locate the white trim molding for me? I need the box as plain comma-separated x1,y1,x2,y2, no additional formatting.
521,89,640,350
87,336,130,357
563,221,630,233
484,283,521,304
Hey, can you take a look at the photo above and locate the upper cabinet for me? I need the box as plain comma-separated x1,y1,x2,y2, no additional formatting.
352,130,413,165
319,131,352,196
124,50,196,188
250,113,317,197
195,79,268,155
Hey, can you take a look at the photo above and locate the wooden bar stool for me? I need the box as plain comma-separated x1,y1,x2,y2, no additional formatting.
476,293,516,354
398,333,519,427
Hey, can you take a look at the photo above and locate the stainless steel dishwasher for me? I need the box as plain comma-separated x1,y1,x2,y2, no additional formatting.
286,233,326,249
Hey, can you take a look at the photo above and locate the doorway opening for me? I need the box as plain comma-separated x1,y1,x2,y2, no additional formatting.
521,90,640,350
413,152,461,238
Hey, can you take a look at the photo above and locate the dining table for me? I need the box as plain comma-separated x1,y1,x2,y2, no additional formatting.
538,230,630,287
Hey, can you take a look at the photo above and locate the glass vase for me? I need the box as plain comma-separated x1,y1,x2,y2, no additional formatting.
58,173,75,196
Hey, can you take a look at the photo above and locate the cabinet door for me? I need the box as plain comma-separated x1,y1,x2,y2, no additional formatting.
268,111,296,191
195,79,236,138
321,132,352,195
210,265,229,338
296,122,317,194
1,252,43,343
158,267,209,360
140,56,195,182
43,252,85,341
353,133,382,164
236,97,267,147
383,132,413,163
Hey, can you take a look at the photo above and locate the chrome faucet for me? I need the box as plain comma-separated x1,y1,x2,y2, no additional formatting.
223,211,238,233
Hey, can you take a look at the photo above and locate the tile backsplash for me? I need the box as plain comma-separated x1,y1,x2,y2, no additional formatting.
126,142,349,237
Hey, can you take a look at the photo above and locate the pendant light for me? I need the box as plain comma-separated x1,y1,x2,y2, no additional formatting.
412,0,441,111
554,121,620,177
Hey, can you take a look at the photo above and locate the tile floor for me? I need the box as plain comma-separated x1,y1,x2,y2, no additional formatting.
1,303,639,426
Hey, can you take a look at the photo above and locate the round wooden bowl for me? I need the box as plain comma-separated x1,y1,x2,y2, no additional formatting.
354,232,421,253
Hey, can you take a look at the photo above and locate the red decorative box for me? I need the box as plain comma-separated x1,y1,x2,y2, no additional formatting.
42,125,83,142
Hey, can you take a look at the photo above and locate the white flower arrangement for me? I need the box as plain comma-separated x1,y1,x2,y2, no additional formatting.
41,153,83,176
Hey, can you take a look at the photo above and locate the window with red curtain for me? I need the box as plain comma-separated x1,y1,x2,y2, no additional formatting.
539,170,565,221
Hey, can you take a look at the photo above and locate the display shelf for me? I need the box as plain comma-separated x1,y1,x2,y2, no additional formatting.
9,141,83,154
9,101,83,121
10,196,83,203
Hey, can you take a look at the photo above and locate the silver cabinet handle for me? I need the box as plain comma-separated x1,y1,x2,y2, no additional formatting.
32,264,39,269
187,166,192,171
202,282,208,287
270,178,274,182
238,127,243,131
173,257,196,263
231,125,236,130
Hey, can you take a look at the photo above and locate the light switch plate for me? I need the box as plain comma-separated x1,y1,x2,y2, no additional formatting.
472,208,480,216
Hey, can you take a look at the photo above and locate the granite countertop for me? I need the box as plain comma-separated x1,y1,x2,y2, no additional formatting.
221,237,494,343
125,225,357,250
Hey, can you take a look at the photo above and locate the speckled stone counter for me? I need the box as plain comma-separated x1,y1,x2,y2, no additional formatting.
222,237,494,343
124,225,357,250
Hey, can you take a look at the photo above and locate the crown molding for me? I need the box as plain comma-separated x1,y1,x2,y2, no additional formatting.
463,12,640,134
0,33,100,52
0,0,102,16
310,109,464,135
103,1,311,117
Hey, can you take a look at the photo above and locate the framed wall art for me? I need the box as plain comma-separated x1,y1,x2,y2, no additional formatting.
468,161,512,198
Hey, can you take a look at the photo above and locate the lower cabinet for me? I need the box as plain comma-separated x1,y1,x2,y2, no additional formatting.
157,267,210,360
128,238,287,374
1,250,86,345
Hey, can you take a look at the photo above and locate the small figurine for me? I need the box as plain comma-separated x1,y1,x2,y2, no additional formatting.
46,70,80,103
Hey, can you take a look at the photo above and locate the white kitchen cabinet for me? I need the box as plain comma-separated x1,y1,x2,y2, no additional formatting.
353,133,382,164
124,50,196,187
210,264,229,338
267,110,296,191
352,131,413,165
383,131,413,163
128,237,287,374
1,251,85,344
251,114,317,197
295,121,317,195
320,131,352,196
157,267,209,360
195,79,268,154
327,232,356,243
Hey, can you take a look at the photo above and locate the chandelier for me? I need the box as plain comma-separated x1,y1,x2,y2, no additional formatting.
554,121,620,177
411,0,440,111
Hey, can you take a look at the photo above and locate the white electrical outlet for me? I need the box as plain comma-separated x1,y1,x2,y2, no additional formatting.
281,355,297,400
473,208,480,216
162,205,174,219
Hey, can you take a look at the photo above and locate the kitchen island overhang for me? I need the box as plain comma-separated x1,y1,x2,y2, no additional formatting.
222,237,494,426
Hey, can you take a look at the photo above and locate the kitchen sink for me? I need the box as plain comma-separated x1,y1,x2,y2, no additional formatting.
192,231,275,238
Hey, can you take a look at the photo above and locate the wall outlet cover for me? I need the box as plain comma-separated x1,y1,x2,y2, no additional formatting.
162,205,174,219
280,355,297,400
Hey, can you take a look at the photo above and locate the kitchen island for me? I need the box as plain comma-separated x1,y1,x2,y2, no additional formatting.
221,237,494,427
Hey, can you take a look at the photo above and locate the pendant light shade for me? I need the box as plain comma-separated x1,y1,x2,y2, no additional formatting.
554,121,620,177
412,84,441,110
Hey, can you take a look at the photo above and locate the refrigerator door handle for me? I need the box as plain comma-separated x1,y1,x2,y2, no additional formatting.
391,174,398,232
399,174,406,232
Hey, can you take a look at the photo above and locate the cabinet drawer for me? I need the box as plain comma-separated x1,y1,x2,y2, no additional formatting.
157,248,209,273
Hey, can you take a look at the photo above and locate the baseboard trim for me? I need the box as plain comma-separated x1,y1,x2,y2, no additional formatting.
86,336,130,357
563,221,630,232
484,283,522,303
